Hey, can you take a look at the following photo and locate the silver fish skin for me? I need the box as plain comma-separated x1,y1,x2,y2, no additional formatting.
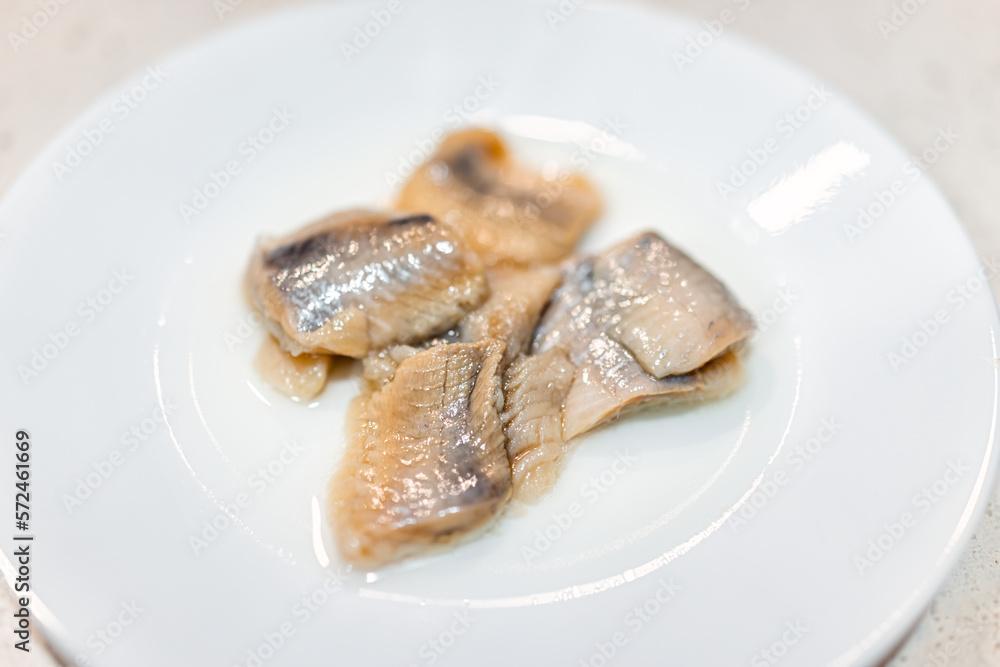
360,264,562,386
246,209,488,357
593,232,754,378
532,248,748,440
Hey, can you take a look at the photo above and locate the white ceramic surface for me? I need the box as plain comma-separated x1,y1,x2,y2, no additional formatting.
1,1,997,665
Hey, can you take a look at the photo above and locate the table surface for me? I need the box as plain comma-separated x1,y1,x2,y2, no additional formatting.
1,0,998,665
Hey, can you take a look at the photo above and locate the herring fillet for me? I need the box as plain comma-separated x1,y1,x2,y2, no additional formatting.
329,340,511,567
594,232,754,378
254,334,331,400
502,347,575,503
561,346,744,439
459,266,562,369
245,209,488,357
360,265,561,384
500,244,749,498
354,266,562,505
396,129,602,266
533,252,748,439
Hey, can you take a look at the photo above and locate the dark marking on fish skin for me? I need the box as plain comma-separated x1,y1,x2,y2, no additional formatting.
636,233,657,249
265,215,433,268
388,214,435,227
445,145,575,226
264,233,332,268
447,148,496,195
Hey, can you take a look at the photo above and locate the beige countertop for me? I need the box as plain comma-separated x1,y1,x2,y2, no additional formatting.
1,0,998,664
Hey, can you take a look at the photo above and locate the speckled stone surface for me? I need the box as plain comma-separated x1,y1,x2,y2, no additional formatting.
1,0,997,665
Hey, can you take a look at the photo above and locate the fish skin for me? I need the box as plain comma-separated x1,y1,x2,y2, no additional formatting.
459,265,562,369
532,243,749,441
246,209,488,358
593,232,754,378
396,129,602,266
353,266,562,507
361,264,562,383
329,340,511,567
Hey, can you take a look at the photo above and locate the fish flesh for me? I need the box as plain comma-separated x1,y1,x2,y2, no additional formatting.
501,239,749,498
361,344,422,390
360,265,561,381
502,347,575,503
245,209,488,358
532,244,750,438
503,347,742,502
329,340,511,567
560,346,744,439
353,265,561,503
458,266,562,369
592,232,754,377
254,334,331,400
396,129,602,266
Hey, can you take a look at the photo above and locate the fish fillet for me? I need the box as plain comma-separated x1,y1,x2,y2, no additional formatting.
593,232,754,377
561,345,744,439
502,347,575,503
246,209,487,357
254,334,331,400
361,265,561,381
458,266,562,369
329,340,511,567
396,129,602,266
532,247,748,439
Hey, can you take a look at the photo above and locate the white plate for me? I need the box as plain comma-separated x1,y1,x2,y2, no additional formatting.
2,1,998,665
